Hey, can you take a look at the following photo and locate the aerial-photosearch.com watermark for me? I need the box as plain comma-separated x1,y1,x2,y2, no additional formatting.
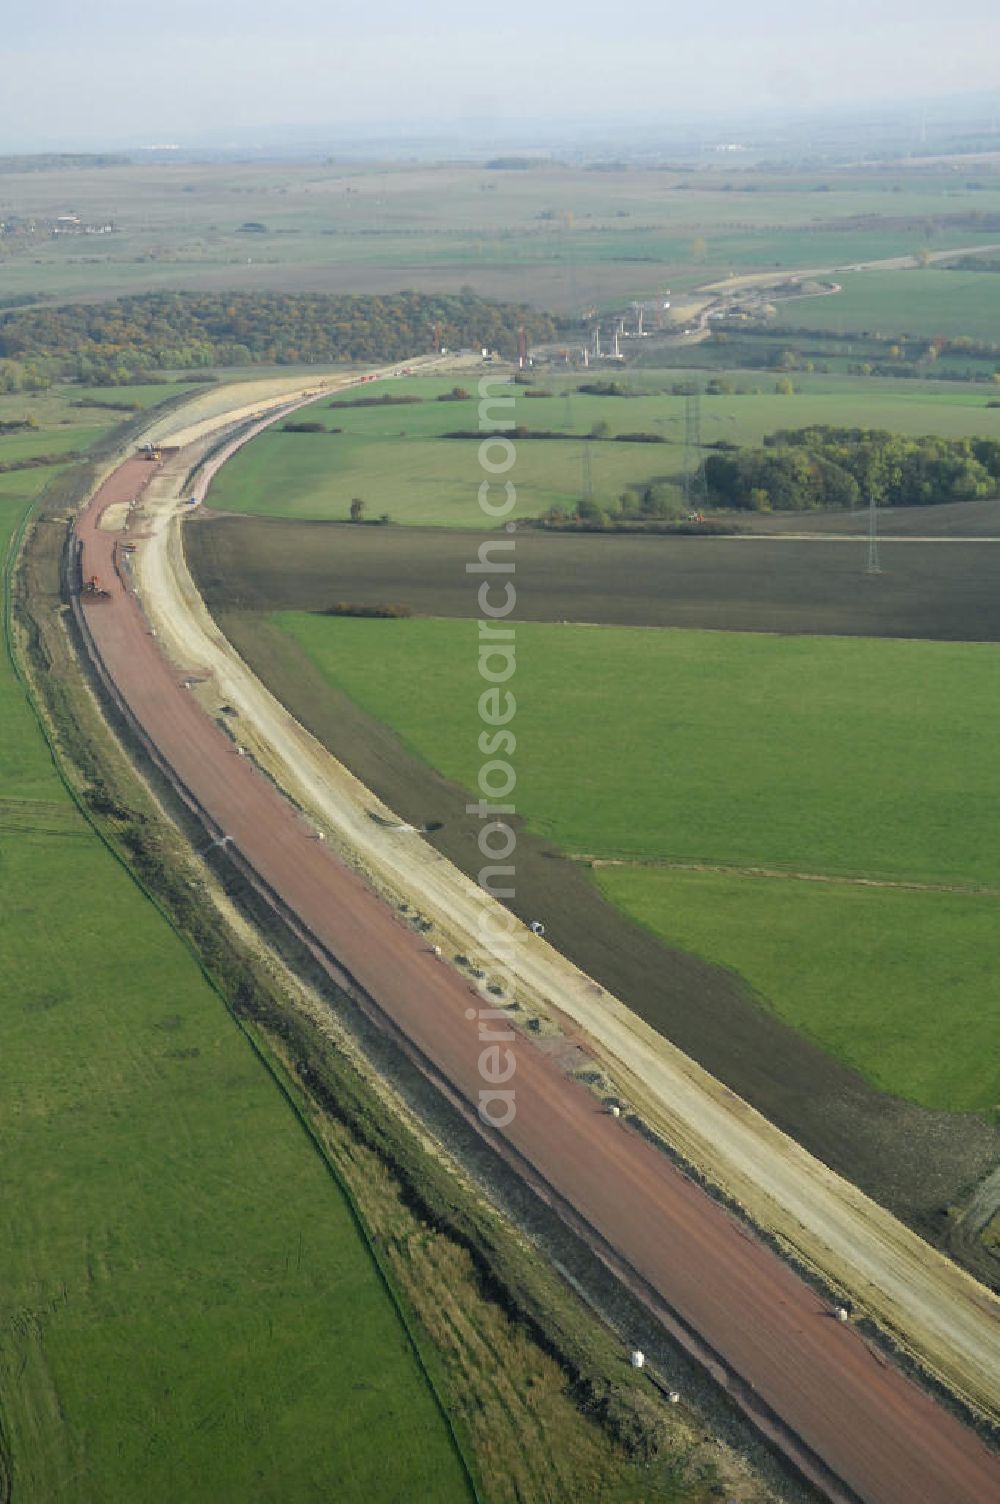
465,374,522,1130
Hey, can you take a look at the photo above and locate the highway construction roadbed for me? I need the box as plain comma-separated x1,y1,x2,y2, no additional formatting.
68,384,1000,1504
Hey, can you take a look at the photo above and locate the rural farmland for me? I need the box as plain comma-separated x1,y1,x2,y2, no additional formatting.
3,385,747,1504
68,399,1000,1501
4,41,1000,1504
788,266,1000,341
0,451,475,1504
269,613,1000,1110
6,155,1000,309
203,372,1000,525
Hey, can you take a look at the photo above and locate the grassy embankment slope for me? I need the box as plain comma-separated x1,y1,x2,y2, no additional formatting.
0,480,470,1501
205,372,1000,526
275,614,1000,1116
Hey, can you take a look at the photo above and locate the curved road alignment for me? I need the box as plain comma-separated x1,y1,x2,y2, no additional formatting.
70,382,1000,1504
140,388,1000,1426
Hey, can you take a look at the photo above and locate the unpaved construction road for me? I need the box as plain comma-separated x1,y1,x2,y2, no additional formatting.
68,376,1000,1504
668,239,1000,340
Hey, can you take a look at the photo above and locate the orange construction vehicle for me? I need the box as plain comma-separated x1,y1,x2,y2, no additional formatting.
81,575,111,601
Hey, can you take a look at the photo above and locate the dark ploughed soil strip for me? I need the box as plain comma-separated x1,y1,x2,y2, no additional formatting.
191,513,1000,641
742,495,1000,539
205,599,1000,1268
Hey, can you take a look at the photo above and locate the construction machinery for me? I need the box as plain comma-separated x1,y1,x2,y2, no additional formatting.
138,443,161,462
81,575,112,602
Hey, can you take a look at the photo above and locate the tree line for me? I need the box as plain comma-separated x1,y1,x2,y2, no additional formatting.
705,426,1000,511
0,291,557,388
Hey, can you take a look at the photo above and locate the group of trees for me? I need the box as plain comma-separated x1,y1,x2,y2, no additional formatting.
0,356,52,393
0,152,127,172
705,426,1000,511
0,291,557,387
577,380,632,397
711,333,1000,386
611,480,685,521
327,393,422,409
742,323,1000,369
543,480,686,529
346,498,391,525
845,361,1000,385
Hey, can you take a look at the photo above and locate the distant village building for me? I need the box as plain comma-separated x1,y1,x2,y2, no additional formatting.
49,214,115,236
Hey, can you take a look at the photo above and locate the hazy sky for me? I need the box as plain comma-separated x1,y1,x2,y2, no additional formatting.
4,0,1000,148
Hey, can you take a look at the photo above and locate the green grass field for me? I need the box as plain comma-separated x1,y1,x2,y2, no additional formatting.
4,158,1000,313
274,613,1000,1111
205,372,1000,525
207,376,662,524
789,267,1000,342
0,422,106,462
1,494,471,1500
0,381,194,482
595,866,999,1112
67,382,195,408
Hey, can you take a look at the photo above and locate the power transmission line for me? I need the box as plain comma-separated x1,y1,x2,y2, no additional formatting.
683,386,706,511
866,491,882,575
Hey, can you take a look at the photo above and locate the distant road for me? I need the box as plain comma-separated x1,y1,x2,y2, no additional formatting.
698,239,1000,294
657,238,1000,344
721,532,1000,543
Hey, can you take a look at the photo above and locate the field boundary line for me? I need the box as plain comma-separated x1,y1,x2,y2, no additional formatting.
712,534,1000,545
577,855,1000,897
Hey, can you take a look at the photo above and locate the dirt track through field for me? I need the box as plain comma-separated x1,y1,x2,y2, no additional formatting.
584,855,1000,896
70,404,1000,1503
